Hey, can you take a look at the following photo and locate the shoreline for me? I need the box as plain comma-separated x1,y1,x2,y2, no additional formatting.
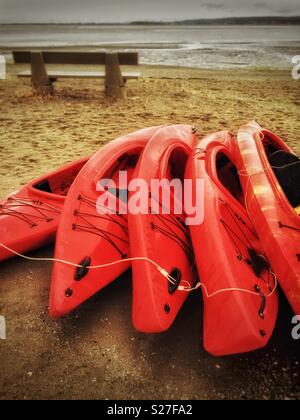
1,51,297,72
1,17,300,25
1,24,299,70
3,57,295,72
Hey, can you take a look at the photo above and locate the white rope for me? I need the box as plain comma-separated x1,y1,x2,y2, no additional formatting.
0,242,277,300
0,241,178,283
179,277,277,298
179,253,278,298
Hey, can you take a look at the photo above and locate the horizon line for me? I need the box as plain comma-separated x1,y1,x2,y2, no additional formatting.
0,15,300,25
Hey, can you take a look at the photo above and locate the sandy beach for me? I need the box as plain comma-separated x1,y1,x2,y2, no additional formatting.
0,64,300,400
1,64,300,198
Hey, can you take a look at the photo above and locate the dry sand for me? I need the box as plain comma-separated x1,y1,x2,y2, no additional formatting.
1,64,300,197
0,65,299,400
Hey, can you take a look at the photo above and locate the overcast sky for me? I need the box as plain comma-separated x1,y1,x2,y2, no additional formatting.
0,0,299,24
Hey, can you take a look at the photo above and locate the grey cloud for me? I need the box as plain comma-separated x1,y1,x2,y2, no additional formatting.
277,7,298,14
253,2,269,9
200,3,228,10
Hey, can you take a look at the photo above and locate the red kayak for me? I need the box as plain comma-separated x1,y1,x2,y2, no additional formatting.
0,157,88,262
186,131,278,356
49,126,162,319
237,121,300,315
129,125,198,333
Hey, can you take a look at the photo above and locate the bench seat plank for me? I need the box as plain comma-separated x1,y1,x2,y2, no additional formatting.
17,70,141,80
13,51,138,66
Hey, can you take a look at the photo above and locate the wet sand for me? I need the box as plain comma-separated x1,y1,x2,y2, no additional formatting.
0,65,300,400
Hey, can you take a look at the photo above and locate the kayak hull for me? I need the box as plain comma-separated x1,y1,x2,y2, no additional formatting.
186,131,278,356
237,121,300,314
50,126,162,319
129,125,198,333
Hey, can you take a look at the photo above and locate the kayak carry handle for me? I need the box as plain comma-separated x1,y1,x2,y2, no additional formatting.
74,256,91,281
254,285,266,320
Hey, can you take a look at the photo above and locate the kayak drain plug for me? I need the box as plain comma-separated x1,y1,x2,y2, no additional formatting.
164,304,171,314
65,288,73,298
74,257,91,281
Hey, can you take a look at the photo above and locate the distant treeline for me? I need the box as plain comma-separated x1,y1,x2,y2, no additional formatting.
1,16,300,26
132,16,300,25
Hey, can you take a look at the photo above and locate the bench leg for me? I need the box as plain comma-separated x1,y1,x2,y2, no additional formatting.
105,53,126,99
31,52,54,95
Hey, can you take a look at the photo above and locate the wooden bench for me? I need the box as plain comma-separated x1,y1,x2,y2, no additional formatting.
13,51,140,98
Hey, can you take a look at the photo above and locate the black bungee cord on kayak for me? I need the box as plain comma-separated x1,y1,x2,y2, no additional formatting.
0,197,61,227
151,216,195,265
149,194,195,266
72,194,129,258
76,194,129,236
193,147,206,158
219,199,257,257
219,199,274,291
219,199,276,319
221,199,259,241
278,221,300,233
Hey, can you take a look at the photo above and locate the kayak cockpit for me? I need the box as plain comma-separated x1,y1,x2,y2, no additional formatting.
32,159,87,197
262,134,300,212
216,152,245,206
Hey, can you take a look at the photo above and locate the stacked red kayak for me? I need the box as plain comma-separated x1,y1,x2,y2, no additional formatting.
186,130,278,356
50,126,162,319
0,122,299,357
129,125,198,333
237,122,300,315
0,157,89,262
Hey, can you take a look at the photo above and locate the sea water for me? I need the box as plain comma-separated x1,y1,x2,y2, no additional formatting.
0,24,299,69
